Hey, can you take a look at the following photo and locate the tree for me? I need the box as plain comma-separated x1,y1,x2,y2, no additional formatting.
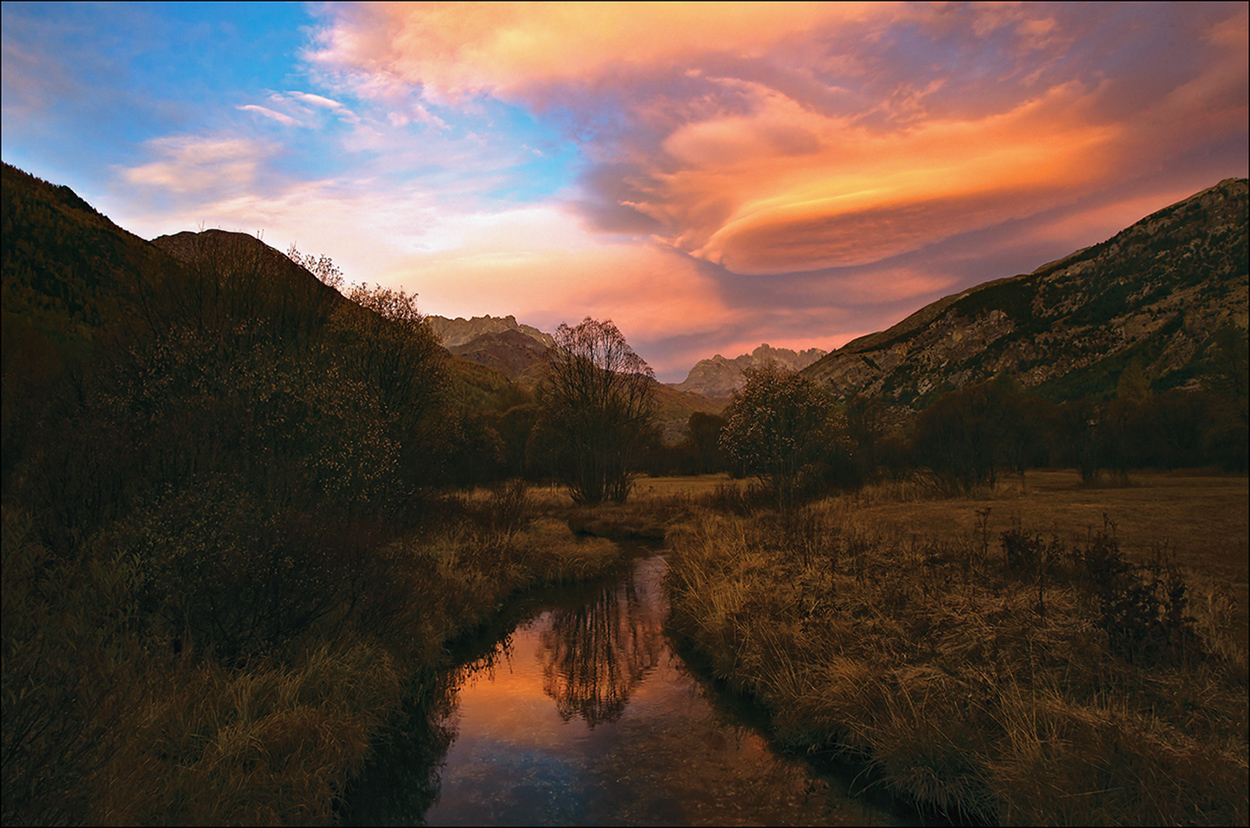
533,317,657,505
686,411,728,474
718,365,850,508
287,243,344,291
911,377,1043,492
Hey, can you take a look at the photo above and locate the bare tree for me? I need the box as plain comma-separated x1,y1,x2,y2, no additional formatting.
534,318,656,504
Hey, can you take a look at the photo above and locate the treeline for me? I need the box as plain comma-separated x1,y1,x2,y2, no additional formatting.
426,321,1248,501
614,324,1248,500
905,324,1248,490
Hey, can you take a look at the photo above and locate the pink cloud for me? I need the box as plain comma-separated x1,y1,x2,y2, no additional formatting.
375,205,743,348
122,135,278,194
308,2,1247,286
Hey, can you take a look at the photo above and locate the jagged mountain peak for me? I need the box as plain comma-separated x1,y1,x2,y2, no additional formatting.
427,313,555,349
671,343,829,398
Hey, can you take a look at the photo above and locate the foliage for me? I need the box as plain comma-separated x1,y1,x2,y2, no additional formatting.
533,317,657,505
1070,525,1198,665
718,365,853,507
911,376,1046,493
684,410,729,474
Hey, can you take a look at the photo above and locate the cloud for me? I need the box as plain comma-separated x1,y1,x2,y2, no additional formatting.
648,79,1122,273
34,2,1242,384
122,134,278,194
237,104,303,127
304,3,905,100
371,204,743,351
307,1,1247,291
235,91,365,128
283,90,362,124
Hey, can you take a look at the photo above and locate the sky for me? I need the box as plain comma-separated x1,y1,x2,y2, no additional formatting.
3,2,1247,382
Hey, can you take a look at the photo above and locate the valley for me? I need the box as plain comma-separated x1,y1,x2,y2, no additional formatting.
3,163,1246,826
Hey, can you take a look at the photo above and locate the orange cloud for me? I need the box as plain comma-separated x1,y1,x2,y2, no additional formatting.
307,2,905,100
309,2,1247,284
649,80,1122,273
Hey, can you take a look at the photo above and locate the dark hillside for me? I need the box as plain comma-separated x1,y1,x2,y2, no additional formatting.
2,163,188,491
805,178,1249,407
2,162,179,334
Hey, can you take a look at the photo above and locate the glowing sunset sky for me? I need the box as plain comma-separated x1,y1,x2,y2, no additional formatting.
3,2,1246,381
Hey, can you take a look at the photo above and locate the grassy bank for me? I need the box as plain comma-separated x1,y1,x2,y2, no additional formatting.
663,471,1248,825
2,487,625,825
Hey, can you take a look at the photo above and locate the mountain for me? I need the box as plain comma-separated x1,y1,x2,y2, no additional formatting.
427,314,557,384
803,178,1249,407
445,328,551,384
671,344,828,398
428,314,555,348
651,382,728,443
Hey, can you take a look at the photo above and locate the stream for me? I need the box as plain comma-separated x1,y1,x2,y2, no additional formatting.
344,551,909,826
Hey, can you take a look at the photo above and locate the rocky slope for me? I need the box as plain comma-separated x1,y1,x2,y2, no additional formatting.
671,344,828,398
428,314,555,349
803,178,1249,406
426,314,557,384
444,328,551,384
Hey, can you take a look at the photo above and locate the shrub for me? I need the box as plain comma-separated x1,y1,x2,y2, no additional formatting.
1071,524,1197,665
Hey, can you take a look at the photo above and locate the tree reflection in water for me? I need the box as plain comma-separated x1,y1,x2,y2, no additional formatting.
538,573,664,727
341,640,515,826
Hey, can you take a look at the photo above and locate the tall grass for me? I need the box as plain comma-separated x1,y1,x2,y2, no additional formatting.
664,503,1248,825
2,483,626,825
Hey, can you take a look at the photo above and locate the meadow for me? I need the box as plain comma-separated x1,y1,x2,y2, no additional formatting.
654,469,1248,825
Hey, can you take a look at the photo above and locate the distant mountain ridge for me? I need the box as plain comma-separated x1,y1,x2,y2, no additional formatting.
428,314,555,349
671,344,828,398
802,178,1249,406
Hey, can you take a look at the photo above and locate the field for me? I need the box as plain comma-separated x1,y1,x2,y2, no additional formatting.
845,470,1249,651
623,469,1248,649
647,468,1249,825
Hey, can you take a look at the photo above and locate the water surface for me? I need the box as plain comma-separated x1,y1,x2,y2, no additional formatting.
348,553,905,826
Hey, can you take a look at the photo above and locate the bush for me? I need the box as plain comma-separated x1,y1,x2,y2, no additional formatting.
1071,525,1197,665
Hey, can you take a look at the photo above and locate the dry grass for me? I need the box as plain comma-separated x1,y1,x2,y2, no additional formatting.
97,641,404,826
845,469,1249,651
3,490,630,826
631,473,748,499
664,484,1249,826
